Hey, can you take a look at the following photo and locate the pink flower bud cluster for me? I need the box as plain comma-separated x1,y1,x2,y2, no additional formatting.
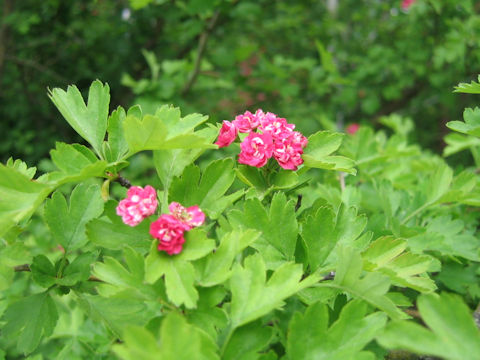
116,186,158,226
215,109,308,170
116,186,205,255
150,202,205,255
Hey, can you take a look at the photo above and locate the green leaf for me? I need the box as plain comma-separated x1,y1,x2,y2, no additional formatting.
49,80,110,157
454,76,480,94
377,293,480,360
145,229,215,308
198,229,261,286
45,183,104,252
114,312,219,360
407,216,480,261
170,159,243,219
123,105,214,155
86,216,152,254
223,321,274,360
443,133,480,157
60,251,98,286
302,131,356,174
227,193,298,265
5,157,36,179
105,106,129,162
30,255,56,288
287,300,387,360
446,107,480,138
315,246,407,320
77,293,148,337
362,236,436,292
426,162,453,203
2,291,59,354
229,253,307,328
301,206,337,271
0,164,53,237
153,126,217,189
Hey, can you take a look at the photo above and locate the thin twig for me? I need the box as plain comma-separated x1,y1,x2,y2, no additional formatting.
14,263,103,283
181,10,220,95
114,175,132,189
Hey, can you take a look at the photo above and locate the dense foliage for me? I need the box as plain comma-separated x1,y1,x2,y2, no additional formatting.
1,78,480,359
2,0,480,163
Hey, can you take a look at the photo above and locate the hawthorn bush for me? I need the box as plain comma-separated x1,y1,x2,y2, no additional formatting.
1,79,480,359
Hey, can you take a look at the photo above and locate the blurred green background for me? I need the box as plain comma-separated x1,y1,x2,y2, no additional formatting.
1,0,479,164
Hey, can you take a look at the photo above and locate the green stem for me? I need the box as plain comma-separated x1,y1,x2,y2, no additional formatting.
401,202,431,225
57,253,68,278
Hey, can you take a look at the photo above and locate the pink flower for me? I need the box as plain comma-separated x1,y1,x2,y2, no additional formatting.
290,131,308,148
401,0,415,10
346,123,360,135
273,136,305,171
169,202,205,230
150,214,186,255
116,185,158,226
215,120,238,148
232,111,261,133
238,132,274,167
260,114,295,139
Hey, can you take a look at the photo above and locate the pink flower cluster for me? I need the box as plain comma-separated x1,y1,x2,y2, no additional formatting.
215,110,308,170
150,202,205,255
116,186,158,226
116,186,205,255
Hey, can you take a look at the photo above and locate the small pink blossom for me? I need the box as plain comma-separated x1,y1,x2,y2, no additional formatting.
150,214,186,255
401,0,415,10
169,202,205,230
215,120,238,148
116,185,158,226
346,123,360,135
273,136,305,171
260,114,295,139
238,132,274,168
232,111,260,133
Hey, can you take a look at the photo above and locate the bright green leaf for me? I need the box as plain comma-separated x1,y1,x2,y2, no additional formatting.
49,80,110,157
45,183,104,252
377,293,480,360
2,291,58,354
287,300,387,360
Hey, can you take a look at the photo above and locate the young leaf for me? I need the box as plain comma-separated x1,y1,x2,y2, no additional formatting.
362,236,436,292
446,107,480,138
2,291,59,354
170,159,243,219
227,193,298,265
123,105,214,155
222,321,274,360
0,164,53,237
47,142,108,185
302,131,356,174
77,293,148,337
45,183,104,252
59,251,98,286
49,80,110,157
301,206,337,271
287,300,387,360
86,211,152,254
377,293,480,360
229,253,306,328
315,246,407,320
114,312,219,360
145,229,215,308
154,127,217,190
105,106,129,162
197,229,261,287
30,255,57,288
5,158,36,179
454,75,480,94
